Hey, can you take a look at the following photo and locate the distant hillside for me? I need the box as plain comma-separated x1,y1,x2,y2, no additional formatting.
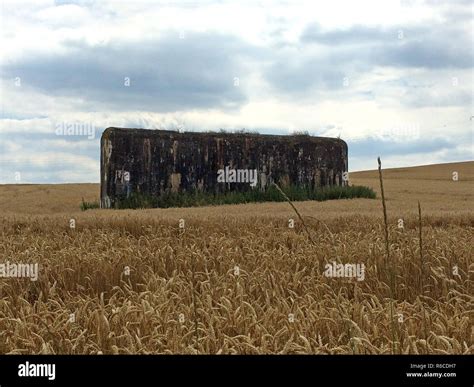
351,161,473,181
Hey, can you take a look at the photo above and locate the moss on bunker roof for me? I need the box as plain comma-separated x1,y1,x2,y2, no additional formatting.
102,127,347,147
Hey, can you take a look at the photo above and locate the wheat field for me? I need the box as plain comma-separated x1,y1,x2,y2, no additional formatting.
0,161,472,354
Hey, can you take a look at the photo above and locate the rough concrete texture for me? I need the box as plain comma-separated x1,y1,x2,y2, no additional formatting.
100,127,348,208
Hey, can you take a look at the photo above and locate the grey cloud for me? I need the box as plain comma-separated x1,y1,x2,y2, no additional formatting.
400,89,472,108
265,56,347,94
373,38,473,69
301,24,401,45
349,136,457,158
349,133,473,171
300,22,472,69
1,32,253,113
264,45,374,96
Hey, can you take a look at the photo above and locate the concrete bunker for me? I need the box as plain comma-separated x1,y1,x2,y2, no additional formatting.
100,128,348,208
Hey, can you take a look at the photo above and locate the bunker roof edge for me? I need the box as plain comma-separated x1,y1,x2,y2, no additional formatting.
101,127,348,148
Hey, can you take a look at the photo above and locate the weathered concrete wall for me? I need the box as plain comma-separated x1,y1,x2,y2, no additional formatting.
100,127,348,208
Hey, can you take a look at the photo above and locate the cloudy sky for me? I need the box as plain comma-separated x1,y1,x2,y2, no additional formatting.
0,0,472,183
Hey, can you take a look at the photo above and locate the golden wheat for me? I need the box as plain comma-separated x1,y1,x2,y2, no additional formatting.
0,162,472,354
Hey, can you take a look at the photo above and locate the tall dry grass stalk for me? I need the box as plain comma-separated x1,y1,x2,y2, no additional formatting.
418,201,428,347
377,157,390,266
272,182,316,246
191,251,199,353
418,201,424,293
377,157,397,354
